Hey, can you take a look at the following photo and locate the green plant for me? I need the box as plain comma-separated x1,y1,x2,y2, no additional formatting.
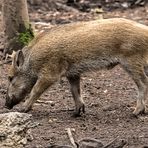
18,25,34,46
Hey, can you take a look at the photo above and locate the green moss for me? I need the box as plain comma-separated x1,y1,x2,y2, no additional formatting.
18,24,34,46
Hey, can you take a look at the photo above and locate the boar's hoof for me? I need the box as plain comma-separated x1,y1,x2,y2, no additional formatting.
72,104,85,117
133,105,145,116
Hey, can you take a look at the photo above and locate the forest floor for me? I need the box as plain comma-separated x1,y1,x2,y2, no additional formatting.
0,1,148,148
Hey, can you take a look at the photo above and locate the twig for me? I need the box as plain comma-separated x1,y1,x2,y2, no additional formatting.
66,128,77,148
103,138,117,148
103,138,126,148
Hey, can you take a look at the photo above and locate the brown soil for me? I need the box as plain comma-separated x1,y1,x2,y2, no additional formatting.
0,1,148,148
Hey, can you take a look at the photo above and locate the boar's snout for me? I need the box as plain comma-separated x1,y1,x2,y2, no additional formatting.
5,94,17,109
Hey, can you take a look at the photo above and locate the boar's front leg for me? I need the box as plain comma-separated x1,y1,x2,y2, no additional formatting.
22,76,57,112
67,75,85,117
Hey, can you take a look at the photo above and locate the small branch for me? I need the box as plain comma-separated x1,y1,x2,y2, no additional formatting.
66,128,77,148
103,138,126,148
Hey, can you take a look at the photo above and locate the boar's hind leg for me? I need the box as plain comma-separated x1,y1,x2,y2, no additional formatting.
122,60,148,116
22,76,57,112
67,75,85,117
143,65,148,106
144,65,148,77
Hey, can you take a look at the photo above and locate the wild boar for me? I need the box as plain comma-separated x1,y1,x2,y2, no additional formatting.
5,18,148,116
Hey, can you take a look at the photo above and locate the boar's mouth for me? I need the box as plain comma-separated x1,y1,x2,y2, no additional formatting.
5,102,13,109
5,95,21,109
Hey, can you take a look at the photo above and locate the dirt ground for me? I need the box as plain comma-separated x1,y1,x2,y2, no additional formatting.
0,1,148,148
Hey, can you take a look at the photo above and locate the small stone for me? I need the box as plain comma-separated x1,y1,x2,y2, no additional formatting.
104,89,108,93
48,118,57,123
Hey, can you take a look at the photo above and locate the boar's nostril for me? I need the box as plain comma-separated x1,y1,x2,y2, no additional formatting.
5,100,13,109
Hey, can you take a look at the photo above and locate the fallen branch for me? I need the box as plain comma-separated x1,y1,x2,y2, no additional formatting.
66,128,77,148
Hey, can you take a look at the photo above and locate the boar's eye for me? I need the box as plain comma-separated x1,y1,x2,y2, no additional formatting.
8,76,13,82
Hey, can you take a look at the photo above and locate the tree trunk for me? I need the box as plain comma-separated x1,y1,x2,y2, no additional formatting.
2,0,34,55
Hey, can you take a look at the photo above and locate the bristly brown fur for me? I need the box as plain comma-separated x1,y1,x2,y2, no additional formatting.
6,18,148,116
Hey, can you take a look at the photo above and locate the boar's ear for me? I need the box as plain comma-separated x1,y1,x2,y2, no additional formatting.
13,50,24,68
